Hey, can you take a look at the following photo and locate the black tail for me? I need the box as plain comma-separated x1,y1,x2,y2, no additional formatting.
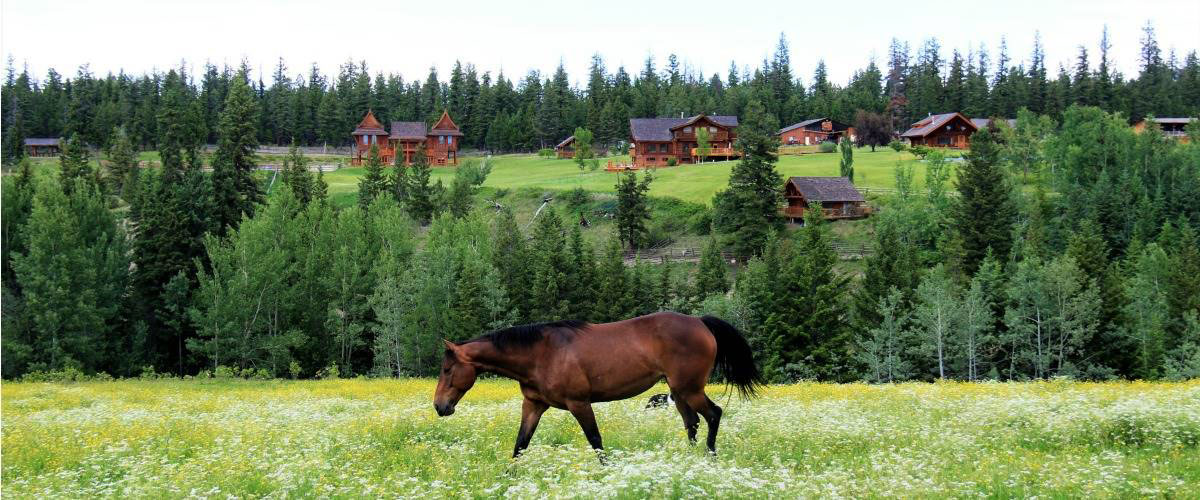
701,316,763,399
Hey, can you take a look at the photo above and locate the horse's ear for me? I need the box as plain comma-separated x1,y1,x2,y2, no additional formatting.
443,339,461,357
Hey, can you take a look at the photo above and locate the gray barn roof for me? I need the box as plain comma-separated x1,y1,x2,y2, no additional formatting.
787,176,865,203
23,137,61,146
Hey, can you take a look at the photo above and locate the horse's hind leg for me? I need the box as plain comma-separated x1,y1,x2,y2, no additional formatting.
671,390,700,444
683,392,723,454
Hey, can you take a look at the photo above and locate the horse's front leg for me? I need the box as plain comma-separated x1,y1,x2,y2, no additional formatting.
565,401,606,462
513,397,549,458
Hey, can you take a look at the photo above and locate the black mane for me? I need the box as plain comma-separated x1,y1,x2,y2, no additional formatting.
462,319,588,351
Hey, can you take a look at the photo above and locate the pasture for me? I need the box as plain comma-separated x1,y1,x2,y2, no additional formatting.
3,379,1196,498
322,147,947,206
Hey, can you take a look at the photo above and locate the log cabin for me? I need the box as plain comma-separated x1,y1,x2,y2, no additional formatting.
901,112,977,148
351,110,462,166
778,118,855,146
1133,117,1196,143
555,136,575,158
629,114,739,167
24,137,62,157
781,176,869,223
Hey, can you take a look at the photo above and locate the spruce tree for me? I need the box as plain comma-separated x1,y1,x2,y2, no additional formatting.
952,126,1015,273
492,209,532,322
405,148,443,224
211,69,262,233
281,139,314,204
565,223,598,320
712,99,783,259
597,238,634,321
528,207,570,320
694,238,729,300
614,169,653,249
357,145,386,209
58,133,92,191
105,126,137,197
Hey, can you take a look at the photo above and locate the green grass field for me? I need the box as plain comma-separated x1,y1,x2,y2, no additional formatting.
2,379,1196,498
323,148,949,206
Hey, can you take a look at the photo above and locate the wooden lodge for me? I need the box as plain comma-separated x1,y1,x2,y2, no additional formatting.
351,110,462,166
555,136,576,158
23,137,61,157
782,176,870,223
628,114,739,167
778,118,855,146
901,112,977,149
1133,117,1196,143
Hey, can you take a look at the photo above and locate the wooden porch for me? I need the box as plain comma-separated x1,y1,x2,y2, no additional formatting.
781,204,872,220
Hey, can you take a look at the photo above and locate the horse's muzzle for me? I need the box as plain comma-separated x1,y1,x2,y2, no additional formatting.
434,403,455,417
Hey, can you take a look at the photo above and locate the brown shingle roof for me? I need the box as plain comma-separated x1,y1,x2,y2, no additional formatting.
901,112,976,138
556,136,575,148
787,176,865,203
353,110,388,136
629,115,738,141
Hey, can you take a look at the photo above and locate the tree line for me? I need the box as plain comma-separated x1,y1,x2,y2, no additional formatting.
3,92,1197,382
4,22,1198,164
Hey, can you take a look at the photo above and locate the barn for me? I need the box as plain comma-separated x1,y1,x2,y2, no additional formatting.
1133,117,1196,143
555,136,575,158
782,176,869,223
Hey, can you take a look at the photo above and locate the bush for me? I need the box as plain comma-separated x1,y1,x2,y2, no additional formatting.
19,366,108,382
910,144,931,159
563,186,590,210
818,141,837,153
289,361,302,379
688,211,713,235
317,363,340,380
666,157,678,167
492,187,510,199
537,148,554,158
888,140,907,153
214,365,237,379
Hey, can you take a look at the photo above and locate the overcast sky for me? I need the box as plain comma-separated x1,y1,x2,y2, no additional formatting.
2,0,1198,87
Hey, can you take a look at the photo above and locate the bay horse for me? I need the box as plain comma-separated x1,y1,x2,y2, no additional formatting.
434,311,762,457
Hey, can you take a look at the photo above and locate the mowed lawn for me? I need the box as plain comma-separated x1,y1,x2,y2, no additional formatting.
2,379,1196,498
324,148,950,205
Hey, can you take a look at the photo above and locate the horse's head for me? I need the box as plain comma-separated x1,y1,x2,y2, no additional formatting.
434,339,477,416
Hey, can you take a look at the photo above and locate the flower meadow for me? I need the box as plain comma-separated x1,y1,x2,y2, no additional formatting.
2,379,1198,498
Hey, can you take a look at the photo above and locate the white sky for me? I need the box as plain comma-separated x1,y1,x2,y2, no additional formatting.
2,0,1198,87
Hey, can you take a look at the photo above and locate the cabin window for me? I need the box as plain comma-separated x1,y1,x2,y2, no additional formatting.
446,136,453,145
938,136,951,145
647,157,655,162
684,127,692,133
438,136,445,144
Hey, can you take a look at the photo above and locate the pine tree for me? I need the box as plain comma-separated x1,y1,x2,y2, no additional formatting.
952,126,1015,273
211,69,262,233
712,99,783,259
596,238,634,321
105,126,137,197
404,148,443,224
528,207,570,320
58,133,92,191
492,209,532,322
694,238,729,300
357,145,386,208
565,223,598,320
281,139,314,204
614,169,653,249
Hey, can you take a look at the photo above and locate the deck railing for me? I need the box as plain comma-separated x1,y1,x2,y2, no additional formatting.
780,205,872,219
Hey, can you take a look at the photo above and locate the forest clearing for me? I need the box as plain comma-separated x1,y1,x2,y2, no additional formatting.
3,379,1197,498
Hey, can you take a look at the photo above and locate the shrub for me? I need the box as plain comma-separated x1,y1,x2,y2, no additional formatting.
492,187,510,199
888,140,907,153
666,157,678,167
214,365,237,379
563,186,590,210
19,366,90,382
910,144,931,159
537,148,554,158
818,141,837,153
688,211,713,235
317,363,340,380
288,361,302,379
253,368,273,380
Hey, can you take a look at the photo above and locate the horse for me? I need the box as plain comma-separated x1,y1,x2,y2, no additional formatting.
433,311,762,458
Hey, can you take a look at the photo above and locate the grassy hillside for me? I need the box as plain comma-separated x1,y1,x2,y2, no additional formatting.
323,147,953,206
3,379,1196,498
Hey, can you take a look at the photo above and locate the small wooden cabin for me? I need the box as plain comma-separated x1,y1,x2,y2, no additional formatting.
1133,117,1196,143
901,112,977,148
555,136,576,158
628,114,739,167
24,137,62,157
351,110,462,166
782,176,869,223
778,118,855,146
